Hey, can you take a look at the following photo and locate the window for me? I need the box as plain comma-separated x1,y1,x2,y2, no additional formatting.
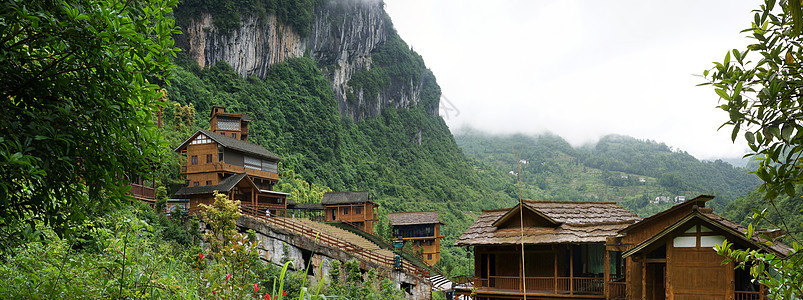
193,181,199,187
206,154,212,163
191,155,198,165
355,206,362,215
427,254,432,260
231,133,237,138
206,180,212,186
427,240,433,246
190,134,211,145
342,207,350,215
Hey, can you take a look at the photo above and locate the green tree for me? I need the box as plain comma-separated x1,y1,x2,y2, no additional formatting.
704,0,803,297
0,0,179,245
199,191,241,251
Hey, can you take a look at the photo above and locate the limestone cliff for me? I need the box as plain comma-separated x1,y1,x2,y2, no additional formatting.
179,0,438,121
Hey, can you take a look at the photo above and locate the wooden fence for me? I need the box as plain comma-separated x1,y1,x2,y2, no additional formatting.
240,205,430,278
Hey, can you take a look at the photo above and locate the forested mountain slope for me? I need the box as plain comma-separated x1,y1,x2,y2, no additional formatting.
454,129,762,216
160,1,515,276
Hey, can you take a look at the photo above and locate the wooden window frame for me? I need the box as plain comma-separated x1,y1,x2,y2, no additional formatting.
191,155,198,165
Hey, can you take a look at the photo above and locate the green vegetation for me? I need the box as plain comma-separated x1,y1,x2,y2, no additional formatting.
175,0,317,35
0,0,179,249
348,33,441,115
163,48,513,276
704,0,803,297
454,129,761,216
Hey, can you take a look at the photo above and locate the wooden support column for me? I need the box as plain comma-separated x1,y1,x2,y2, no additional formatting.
642,257,647,300
570,245,574,295
553,245,558,294
604,250,610,299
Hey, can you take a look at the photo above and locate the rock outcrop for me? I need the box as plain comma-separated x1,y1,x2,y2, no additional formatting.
181,0,435,121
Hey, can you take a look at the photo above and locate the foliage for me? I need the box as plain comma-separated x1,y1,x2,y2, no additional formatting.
198,191,241,252
174,0,317,36
703,0,803,201
0,0,179,246
454,129,759,215
0,207,198,299
703,0,803,297
166,57,503,277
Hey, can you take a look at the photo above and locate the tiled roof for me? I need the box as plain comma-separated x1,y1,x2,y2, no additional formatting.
698,209,792,256
388,211,443,226
321,191,376,205
174,173,247,196
455,200,641,246
174,129,281,161
622,207,792,257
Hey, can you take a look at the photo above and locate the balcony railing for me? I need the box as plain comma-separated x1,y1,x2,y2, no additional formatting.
735,291,766,300
609,281,626,299
129,183,155,200
181,162,278,181
472,276,604,295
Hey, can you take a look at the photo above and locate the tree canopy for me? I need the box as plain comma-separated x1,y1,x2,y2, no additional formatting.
704,0,803,297
0,0,179,244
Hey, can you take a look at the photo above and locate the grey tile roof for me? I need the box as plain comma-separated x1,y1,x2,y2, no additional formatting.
174,173,247,196
455,200,641,246
388,211,442,226
321,191,375,205
175,129,281,161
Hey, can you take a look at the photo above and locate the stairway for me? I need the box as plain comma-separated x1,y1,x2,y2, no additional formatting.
276,217,395,263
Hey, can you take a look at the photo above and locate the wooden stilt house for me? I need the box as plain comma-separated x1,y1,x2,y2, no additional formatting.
609,195,791,300
173,106,289,215
321,191,379,234
388,211,445,266
454,196,792,300
454,200,642,299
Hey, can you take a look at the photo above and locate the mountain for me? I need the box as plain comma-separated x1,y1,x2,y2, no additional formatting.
163,0,512,277
454,129,762,216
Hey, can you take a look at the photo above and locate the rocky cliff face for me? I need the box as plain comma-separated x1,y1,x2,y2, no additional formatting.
182,0,437,121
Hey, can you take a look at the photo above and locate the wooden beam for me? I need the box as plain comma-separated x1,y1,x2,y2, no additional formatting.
554,245,558,295
604,250,610,299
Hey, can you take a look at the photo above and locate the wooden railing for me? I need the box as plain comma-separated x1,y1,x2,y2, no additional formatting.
469,276,603,295
609,282,626,299
735,291,765,300
182,162,279,180
129,183,155,200
239,206,430,278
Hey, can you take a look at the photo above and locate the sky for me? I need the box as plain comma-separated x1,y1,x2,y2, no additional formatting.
383,0,758,161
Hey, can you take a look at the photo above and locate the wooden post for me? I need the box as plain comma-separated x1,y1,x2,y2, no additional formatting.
570,245,574,295
554,245,558,294
604,250,610,299
642,257,647,300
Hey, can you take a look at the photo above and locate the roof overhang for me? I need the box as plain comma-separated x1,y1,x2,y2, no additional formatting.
622,210,788,258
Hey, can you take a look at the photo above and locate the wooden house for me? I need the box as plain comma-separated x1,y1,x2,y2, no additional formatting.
173,106,289,215
321,191,379,234
609,195,791,300
454,196,792,300
388,211,446,266
454,200,642,299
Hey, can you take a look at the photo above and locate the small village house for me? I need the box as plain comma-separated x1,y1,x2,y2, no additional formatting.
173,106,289,215
321,191,379,234
388,211,445,266
454,196,791,300
609,195,790,300
454,200,641,299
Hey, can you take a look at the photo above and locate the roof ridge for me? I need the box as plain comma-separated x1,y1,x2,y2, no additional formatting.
523,199,619,204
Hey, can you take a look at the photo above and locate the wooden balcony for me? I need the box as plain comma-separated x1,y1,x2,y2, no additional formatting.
129,183,155,201
735,291,767,300
460,276,605,298
181,161,278,181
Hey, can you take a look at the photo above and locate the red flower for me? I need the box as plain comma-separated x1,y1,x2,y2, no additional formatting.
226,273,232,281
199,252,205,260
254,282,259,292
264,293,271,300
264,290,287,300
